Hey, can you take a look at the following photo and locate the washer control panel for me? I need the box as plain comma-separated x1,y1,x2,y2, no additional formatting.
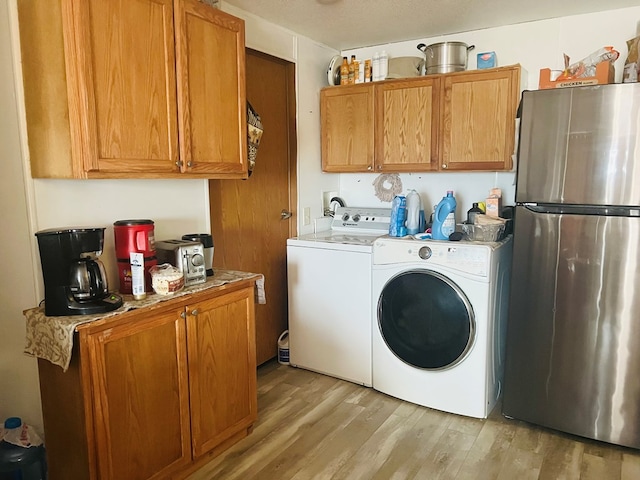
331,207,392,235
373,237,492,277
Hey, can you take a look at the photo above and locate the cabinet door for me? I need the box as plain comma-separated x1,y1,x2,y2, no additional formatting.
186,286,257,458
84,305,191,480
62,0,180,177
376,78,440,172
175,0,248,177
440,66,520,171
321,84,375,172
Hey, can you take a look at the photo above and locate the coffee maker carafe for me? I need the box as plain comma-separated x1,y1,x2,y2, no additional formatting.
35,227,123,316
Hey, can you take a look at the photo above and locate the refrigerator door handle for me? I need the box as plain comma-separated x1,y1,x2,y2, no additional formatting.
521,203,640,217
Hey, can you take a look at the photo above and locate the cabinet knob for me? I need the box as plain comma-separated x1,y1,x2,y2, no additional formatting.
442,164,447,169
175,160,183,168
187,161,193,168
180,312,187,319
191,309,199,316
367,165,372,171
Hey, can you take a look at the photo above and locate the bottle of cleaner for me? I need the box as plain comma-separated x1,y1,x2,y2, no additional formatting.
406,190,421,235
432,191,457,240
379,51,389,81
466,202,484,224
372,52,380,81
389,195,407,237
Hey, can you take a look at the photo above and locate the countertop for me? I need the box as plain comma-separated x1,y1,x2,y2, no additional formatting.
23,269,265,371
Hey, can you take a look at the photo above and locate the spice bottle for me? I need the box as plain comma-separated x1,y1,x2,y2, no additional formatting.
365,59,372,82
340,56,349,85
348,55,356,84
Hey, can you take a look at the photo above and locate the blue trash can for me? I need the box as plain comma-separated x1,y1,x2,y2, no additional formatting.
0,418,47,480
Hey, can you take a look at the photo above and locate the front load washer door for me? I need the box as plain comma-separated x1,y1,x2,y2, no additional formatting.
377,270,475,370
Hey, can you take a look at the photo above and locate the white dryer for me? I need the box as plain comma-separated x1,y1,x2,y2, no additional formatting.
371,236,512,418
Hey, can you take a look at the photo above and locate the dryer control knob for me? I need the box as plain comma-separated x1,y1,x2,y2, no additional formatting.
418,246,432,260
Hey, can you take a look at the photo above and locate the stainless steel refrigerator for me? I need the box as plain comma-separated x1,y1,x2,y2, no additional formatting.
503,83,640,449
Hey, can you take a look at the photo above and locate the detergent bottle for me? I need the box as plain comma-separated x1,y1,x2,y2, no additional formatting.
431,191,457,240
405,190,421,235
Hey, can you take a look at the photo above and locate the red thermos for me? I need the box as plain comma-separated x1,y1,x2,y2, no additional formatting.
113,220,157,294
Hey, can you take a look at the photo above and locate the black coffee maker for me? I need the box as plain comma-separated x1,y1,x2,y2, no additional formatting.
35,227,123,316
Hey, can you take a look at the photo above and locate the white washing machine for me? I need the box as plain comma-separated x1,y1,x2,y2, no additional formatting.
371,236,512,418
287,207,391,386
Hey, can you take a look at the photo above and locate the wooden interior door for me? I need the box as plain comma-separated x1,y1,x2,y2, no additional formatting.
209,49,296,365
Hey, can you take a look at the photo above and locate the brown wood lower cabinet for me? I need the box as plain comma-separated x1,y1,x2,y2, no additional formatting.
37,280,257,480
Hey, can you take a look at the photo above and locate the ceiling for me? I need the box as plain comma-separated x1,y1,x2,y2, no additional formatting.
222,0,639,50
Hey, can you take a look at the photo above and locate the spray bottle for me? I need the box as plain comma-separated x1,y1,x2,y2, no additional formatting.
389,195,407,237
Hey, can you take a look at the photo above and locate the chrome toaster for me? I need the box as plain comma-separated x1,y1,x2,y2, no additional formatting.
155,239,206,287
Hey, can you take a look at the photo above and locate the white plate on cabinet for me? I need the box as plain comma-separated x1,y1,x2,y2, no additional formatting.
327,55,342,86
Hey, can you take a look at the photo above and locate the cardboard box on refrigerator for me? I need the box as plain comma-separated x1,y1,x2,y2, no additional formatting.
485,188,502,218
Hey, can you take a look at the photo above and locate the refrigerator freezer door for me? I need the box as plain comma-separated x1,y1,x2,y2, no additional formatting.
516,83,640,207
503,206,640,448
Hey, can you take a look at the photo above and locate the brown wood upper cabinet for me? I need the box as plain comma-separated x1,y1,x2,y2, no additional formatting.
18,0,247,179
320,65,521,173
321,83,375,172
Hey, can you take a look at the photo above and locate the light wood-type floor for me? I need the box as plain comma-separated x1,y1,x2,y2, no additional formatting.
189,361,640,480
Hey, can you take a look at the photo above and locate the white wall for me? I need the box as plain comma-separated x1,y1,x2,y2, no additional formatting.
0,0,42,432
340,6,640,217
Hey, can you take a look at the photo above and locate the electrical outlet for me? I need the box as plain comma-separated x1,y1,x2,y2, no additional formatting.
303,207,311,226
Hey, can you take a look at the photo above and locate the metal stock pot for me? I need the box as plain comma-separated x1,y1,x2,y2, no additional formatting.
417,42,475,75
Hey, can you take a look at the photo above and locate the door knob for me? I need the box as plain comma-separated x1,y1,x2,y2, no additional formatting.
281,210,292,220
